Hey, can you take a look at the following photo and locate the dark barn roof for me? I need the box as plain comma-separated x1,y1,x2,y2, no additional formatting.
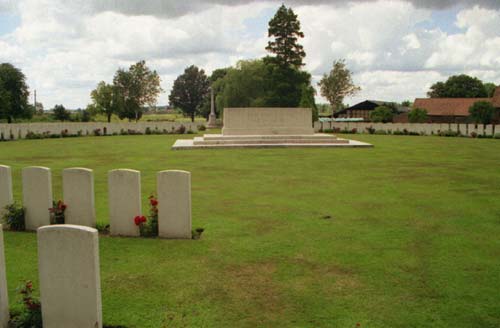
336,100,408,115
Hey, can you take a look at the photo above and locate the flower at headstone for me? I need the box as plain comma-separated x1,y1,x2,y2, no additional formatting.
49,200,67,224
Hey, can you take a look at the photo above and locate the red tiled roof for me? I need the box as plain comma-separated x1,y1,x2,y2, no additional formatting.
413,98,492,117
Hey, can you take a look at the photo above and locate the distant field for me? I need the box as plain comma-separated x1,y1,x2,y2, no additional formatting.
1,134,499,327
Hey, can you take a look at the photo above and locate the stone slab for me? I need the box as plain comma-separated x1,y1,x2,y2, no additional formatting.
157,170,192,239
0,225,8,328
63,168,96,227
108,169,141,237
222,108,314,135
22,167,52,230
0,166,13,217
38,225,102,328
172,137,372,150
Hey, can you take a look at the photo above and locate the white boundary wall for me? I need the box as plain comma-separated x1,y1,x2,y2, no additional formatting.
0,122,199,140
315,122,500,136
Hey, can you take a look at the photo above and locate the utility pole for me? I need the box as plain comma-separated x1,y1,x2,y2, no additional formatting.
34,89,37,113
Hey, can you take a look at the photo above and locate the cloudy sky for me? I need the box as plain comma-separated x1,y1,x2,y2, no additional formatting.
0,0,499,109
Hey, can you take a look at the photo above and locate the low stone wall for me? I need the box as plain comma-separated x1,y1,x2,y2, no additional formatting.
0,121,200,140
314,122,499,137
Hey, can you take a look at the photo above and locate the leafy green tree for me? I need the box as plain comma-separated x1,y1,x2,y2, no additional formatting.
214,60,267,110
469,101,497,127
263,59,312,107
113,60,162,122
52,104,70,122
214,59,313,110
484,83,497,97
428,75,488,98
401,100,412,107
370,106,394,123
169,65,210,122
199,68,230,118
299,84,318,123
318,59,361,112
265,4,306,68
91,81,120,122
0,63,31,123
209,68,229,84
408,108,428,123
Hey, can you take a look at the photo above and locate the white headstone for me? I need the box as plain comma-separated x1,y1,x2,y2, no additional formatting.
108,169,141,237
0,166,13,217
63,168,96,227
157,170,192,239
22,167,52,231
38,225,102,328
0,225,9,328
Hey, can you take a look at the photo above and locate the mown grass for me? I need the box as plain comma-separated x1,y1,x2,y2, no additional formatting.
1,133,500,327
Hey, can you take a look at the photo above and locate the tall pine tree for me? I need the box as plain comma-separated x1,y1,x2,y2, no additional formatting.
266,4,306,68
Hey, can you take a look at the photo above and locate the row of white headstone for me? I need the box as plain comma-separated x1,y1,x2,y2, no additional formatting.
1,224,104,328
0,165,192,239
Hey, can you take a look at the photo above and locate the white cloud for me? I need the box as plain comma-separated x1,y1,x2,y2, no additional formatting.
0,0,499,108
425,6,500,71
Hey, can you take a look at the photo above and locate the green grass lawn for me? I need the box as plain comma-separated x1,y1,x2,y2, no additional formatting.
1,134,500,327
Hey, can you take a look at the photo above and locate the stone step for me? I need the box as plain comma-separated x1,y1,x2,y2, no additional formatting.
193,138,349,145
202,134,337,141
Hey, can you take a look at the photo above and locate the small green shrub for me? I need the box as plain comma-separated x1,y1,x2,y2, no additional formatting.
96,222,110,234
175,125,186,134
438,130,460,137
25,131,43,139
366,127,375,134
192,228,205,240
340,128,357,134
2,203,25,231
494,133,500,139
9,281,42,328
374,130,387,135
198,125,206,131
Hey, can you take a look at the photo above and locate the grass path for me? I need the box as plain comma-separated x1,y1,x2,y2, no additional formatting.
1,134,499,327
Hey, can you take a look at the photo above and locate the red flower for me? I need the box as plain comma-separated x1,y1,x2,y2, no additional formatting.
134,216,141,226
150,199,158,206
134,215,147,226
61,204,67,211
